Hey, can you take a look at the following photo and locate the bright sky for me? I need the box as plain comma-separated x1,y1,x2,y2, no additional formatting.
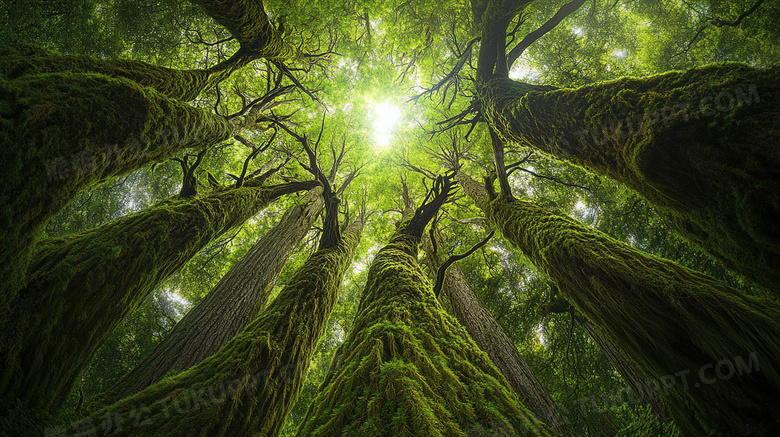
371,102,401,149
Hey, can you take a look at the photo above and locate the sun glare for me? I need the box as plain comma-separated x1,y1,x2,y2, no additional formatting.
372,102,401,149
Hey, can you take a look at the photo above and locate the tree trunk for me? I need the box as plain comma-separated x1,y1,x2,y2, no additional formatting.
89,188,324,408
423,231,573,435
2,45,254,102
456,169,780,436
190,0,298,60
577,318,669,421
297,219,548,436
0,180,317,413
61,217,364,437
0,56,241,310
477,65,780,294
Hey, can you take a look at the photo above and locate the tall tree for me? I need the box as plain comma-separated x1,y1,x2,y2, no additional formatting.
454,167,780,435
423,226,573,435
87,186,325,409
471,0,780,293
0,0,303,319
297,176,549,436
40,144,363,437
0,169,316,413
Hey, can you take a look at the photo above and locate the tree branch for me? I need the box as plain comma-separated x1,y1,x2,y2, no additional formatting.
507,0,587,69
433,230,495,297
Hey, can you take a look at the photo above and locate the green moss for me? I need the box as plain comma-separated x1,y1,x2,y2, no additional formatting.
0,182,310,415
478,64,780,294
1,45,251,101
296,231,548,436
189,0,299,60
485,192,780,435
0,67,235,314
87,188,325,410
51,219,364,437
423,230,574,436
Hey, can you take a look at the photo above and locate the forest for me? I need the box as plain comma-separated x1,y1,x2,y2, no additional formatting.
0,0,778,435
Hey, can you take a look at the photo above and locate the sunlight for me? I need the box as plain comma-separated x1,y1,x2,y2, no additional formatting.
612,49,628,58
372,102,401,149
164,289,190,317
536,324,548,347
509,60,540,81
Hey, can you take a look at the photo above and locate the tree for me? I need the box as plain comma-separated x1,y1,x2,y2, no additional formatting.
297,176,549,436
87,186,325,409
454,167,780,435
423,225,573,435
470,0,780,294
0,171,316,412
0,0,301,319
477,65,780,294
63,171,367,437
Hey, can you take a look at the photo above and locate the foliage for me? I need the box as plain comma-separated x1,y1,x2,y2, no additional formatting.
2,0,779,435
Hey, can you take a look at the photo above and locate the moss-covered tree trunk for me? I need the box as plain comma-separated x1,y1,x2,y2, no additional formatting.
1,45,253,102
0,0,298,313
423,231,572,435
0,180,317,414
90,188,324,408
577,318,669,421
190,0,298,60
477,64,780,293
297,190,548,436
0,51,248,310
456,169,780,435
58,215,364,437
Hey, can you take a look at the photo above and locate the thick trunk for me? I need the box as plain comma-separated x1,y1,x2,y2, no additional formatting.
456,170,780,435
90,188,324,408
190,0,298,60
0,62,238,309
423,233,572,435
2,45,253,102
61,218,364,437
577,318,669,421
478,65,780,293
297,228,548,436
0,180,317,413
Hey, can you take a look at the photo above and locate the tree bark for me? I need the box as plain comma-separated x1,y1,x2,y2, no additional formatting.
89,188,324,408
456,169,780,436
423,231,573,435
477,64,780,294
0,57,241,311
1,45,254,102
297,209,548,436
62,217,365,437
0,180,317,413
190,0,298,60
577,318,669,421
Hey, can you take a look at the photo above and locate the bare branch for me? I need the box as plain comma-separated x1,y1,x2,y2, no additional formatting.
507,0,587,69
433,230,495,297
672,0,766,58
